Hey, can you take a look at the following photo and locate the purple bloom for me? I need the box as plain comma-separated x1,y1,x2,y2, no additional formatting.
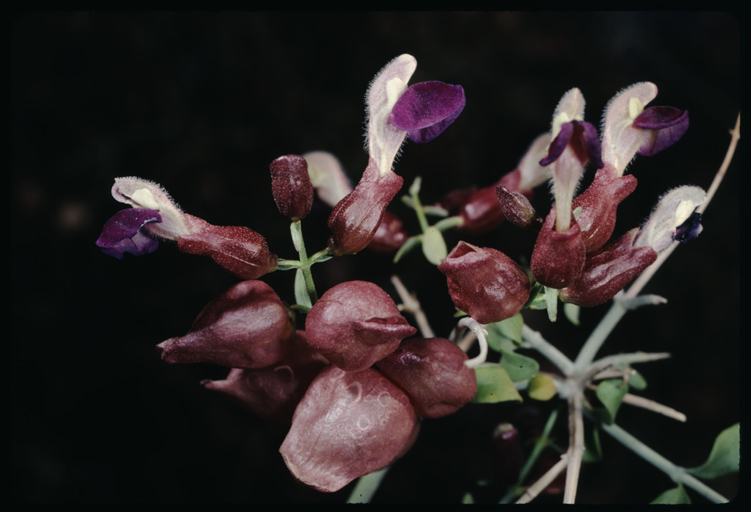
539,120,603,169
633,106,690,157
391,81,466,144
674,211,702,243
95,208,162,259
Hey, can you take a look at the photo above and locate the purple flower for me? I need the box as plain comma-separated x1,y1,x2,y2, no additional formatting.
633,106,690,157
95,208,162,259
390,81,465,144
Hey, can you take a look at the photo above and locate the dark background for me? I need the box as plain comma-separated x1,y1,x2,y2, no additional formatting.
11,12,740,504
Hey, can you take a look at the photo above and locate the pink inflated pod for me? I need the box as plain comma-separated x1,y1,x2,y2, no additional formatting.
201,331,328,424
279,366,418,493
304,281,417,371
376,337,477,418
157,280,295,369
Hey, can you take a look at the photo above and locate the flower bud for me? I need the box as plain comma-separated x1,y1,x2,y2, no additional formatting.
570,164,637,253
270,154,314,222
376,337,477,418
368,211,408,254
560,228,657,307
496,184,542,231
279,366,417,493
326,158,404,255
201,331,327,423
530,208,586,289
304,281,417,371
490,423,524,486
438,241,530,324
157,280,295,369
177,214,278,279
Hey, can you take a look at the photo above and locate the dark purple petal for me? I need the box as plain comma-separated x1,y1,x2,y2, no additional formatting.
634,107,689,156
95,208,162,259
579,121,604,169
391,81,465,144
540,122,574,166
673,211,702,243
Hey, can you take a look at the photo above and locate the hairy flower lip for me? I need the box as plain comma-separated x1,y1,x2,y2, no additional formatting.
539,120,603,169
633,106,690,157
391,81,466,144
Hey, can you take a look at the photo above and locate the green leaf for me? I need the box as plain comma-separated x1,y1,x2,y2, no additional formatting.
486,314,524,352
294,268,312,309
421,226,447,265
581,426,603,463
472,366,522,403
528,373,557,401
596,379,629,425
499,348,539,382
393,235,422,263
461,492,474,504
627,369,647,390
544,286,558,322
563,302,580,326
651,484,691,504
686,423,740,479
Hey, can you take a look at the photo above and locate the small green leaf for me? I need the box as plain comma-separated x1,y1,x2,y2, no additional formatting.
393,235,422,263
627,369,647,390
528,374,557,401
651,484,691,504
421,226,447,265
596,379,629,425
486,314,524,352
563,302,580,326
581,426,603,463
545,286,558,322
461,492,474,504
472,366,523,403
499,348,539,382
294,268,312,309
686,423,740,479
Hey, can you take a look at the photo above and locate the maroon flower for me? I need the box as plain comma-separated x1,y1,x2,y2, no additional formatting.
157,280,295,369
530,209,586,289
367,211,408,254
270,154,314,222
438,241,530,324
490,423,524,486
376,337,477,418
201,331,328,424
304,281,417,372
279,366,418,493
326,158,404,255
559,228,658,307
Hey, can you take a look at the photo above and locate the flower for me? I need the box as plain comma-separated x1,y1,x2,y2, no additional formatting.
633,185,706,253
530,208,586,289
390,80,465,144
438,241,530,324
96,177,278,279
157,280,296,369
304,281,417,371
270,154,314,222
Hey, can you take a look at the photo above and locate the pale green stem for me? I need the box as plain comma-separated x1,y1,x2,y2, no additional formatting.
573,295,627,372
290,221,318,304
522,324,575,376
600,422,728,503
347,467,390,504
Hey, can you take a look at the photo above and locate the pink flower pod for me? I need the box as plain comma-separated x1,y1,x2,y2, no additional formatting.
530,208,586,289
269,154,314,222
304,281,417,371
157,280,295,369
571,164,637,253
279,366,418,493
559,228,658,307
177,214,278,280
376,337,477,418
438,241,530,324
367,211,408,254
201,331,328,423
326,158,404,255
496,183,543,231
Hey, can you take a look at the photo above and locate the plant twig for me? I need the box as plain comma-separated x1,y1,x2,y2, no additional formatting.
563,394,585,504
599,422,728,503
522,324,575,376
391,275,434,338
585,384,687,422
515,453,570,504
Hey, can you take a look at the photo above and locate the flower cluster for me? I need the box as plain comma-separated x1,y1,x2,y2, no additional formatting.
96,53,710,499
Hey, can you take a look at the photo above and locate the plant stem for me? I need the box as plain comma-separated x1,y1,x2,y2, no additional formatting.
347,467,390,503
522,324,575,376
391,275,435,338
600,422,728,503
515,454,569,504
290,221,318,304
563,394,584,503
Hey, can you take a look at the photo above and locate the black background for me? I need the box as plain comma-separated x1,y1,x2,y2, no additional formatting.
11,11,740,504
